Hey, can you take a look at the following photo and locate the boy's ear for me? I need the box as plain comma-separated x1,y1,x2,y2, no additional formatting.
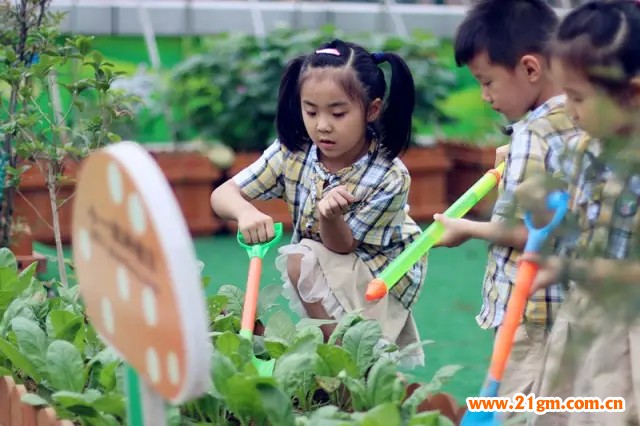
367,98,383,122
520,55,543,82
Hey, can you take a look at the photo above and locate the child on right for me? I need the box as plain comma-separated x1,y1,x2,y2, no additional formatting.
515,1,640,424
432,0,589,410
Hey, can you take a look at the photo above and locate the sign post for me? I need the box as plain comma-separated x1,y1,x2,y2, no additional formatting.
71,141,212,425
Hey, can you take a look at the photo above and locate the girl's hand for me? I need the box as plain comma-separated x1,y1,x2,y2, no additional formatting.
237,209,275,244
432,215,472,248
518,253,564,294
318,185,356,219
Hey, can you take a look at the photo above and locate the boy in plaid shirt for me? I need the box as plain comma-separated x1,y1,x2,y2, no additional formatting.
432,0,589,409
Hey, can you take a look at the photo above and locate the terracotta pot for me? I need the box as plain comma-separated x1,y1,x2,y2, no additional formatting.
150,150,225,235
400,145,452,222
440,141,500,219
223,151,293,232
13,158,78,245
405,383,466,425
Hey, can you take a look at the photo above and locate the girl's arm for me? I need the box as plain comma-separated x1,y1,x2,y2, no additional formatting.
317,185,359,254
210,180,263,221
319,214,359,254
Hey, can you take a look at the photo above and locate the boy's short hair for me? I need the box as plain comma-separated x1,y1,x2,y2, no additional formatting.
454,0,559,68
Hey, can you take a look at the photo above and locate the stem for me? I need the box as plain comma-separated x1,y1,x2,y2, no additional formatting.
1,87,20,248
46,161,68,287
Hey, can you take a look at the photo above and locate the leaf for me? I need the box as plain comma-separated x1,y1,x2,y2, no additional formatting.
341,320,382,375
217,285,244,316
407,411,451,426
293,326,324,347
257,284,282,317
264,337,289,359
0,248,17,271
0,336,42,381
21,392,49,407
256,381,296,426
316,344,358,378
338,371,368,411
207,295,228,319
93,392,126,417
315,376,342,393
425,364,464,394
214,331,253,369
51,390,99,417
359,402,402,426
365,358,403,406
264,310,296,344
210,350,238,399
274,352,318,397
328,310,363,345
47,340,85,392
11,317,48,375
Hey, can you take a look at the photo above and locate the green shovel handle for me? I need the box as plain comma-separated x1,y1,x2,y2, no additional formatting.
237,222,284,259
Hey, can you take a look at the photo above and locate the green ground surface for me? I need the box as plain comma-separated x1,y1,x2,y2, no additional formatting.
34,229,493,405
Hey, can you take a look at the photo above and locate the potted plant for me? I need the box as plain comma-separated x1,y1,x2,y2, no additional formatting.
1,0,135,286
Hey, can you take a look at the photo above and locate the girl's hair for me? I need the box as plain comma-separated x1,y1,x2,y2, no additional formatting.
275,39,415,160
550,0,640,97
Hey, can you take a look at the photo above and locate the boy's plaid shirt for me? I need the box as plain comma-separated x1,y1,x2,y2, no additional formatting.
476,95,588,330
232,139,426,309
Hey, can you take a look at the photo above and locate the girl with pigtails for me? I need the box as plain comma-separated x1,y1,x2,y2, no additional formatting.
211,39,427,367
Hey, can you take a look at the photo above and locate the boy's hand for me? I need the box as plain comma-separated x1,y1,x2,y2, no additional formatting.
495,144,509,166
433,214,473,248
318,185,356,219
237,209,275,244
517,253,564,293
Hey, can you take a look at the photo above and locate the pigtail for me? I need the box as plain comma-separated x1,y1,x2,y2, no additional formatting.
275,55,308,152
375,53,416,159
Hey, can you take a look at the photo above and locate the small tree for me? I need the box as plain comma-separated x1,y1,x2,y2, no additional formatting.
0,0,137,286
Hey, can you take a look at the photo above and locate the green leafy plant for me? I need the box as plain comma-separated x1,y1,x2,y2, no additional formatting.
0,255,463,425
0,248,126,424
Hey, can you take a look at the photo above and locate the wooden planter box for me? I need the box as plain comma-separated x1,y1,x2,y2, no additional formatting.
223,151,293,232
400,145,452,223
12,147,225,245
440,141,499,219
149,149,225,236
13,159,78,245
10,225,48,274
0,376,73,426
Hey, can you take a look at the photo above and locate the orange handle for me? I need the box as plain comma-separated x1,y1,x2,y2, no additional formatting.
240,257,263,333
489,259,539,381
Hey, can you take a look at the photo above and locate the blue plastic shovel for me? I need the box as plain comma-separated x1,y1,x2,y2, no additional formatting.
461,190,570,426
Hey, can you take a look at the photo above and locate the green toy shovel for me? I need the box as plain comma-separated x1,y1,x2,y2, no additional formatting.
237,222,284,376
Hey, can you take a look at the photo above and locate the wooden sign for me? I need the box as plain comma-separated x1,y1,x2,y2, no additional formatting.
71,141,211,421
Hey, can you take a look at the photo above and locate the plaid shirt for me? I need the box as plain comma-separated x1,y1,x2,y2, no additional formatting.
477,95,587,330
556,136,640,319
233,139,426,308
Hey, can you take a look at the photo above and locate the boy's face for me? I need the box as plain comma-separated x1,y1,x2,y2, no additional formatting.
468,51,539,122
550,57,633,141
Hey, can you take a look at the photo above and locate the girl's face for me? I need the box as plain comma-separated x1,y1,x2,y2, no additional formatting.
551,57,636,141
300,69,381,171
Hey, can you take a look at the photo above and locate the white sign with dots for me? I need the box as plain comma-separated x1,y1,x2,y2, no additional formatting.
71,141,211,424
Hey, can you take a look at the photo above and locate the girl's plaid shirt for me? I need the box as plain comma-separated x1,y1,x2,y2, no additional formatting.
233,139,427,309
